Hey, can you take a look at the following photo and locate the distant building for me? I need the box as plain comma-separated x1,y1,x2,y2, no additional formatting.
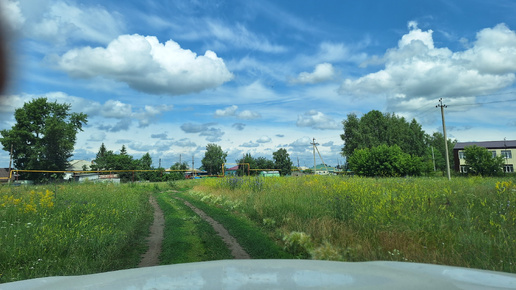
224,165,239,176
309,164,341,175
453,140,515,173
64,160,93,180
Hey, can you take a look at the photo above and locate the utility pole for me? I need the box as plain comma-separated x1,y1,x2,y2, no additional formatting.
436,98,451,180
192,155,195,177
311,138,318,174
431,147,436,171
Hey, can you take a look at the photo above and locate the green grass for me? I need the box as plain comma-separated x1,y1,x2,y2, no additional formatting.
0,182,153,283
193,175,516,273
179,191,293,259
156,190,232,263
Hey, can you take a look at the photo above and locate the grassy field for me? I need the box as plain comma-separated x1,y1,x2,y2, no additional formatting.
192,175,516,273
0,182,153,283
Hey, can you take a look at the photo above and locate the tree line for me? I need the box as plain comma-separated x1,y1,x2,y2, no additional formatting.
0,98,503,182
341,110,505,177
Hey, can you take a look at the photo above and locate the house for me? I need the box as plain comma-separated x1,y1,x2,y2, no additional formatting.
453,140,515,173
64,160,93,180
224,165,239,176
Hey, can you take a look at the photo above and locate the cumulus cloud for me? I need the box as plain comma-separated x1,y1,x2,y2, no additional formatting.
339,22,516,110
291,63,336,84
256,136,271,143
214,105,261,119
296,110,340,130
287,137,312,154
54,34,234,95
232,123,246,131
90,100,173,132
180,122,224,142
214,105,238,117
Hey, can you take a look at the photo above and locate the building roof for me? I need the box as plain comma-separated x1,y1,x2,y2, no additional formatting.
0,168,10,178
454,140,516,150
66,160,92,171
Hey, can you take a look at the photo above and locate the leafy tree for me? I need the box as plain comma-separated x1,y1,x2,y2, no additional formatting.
167,162,189,180
0,98,87,182
426,132,457,173
273,148,292,176
255,156,275,171
348,144,423,177
236,153,256,176
340,110,427,158
464,145,505,176
91,144,138,182
201,143,227,175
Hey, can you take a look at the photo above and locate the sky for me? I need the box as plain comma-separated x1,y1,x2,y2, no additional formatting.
0,0,516,170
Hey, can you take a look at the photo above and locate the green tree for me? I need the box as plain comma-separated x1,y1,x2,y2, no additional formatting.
426,132,457,173
348,144,423,177
201,143,227,175
236,153,256,176
167,162,189,180
464,145,505,176
0,98,87,182
340,110,427,158
273,148,292,176
90,144,138,182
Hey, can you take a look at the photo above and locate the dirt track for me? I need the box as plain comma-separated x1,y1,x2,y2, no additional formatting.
138,192,250,267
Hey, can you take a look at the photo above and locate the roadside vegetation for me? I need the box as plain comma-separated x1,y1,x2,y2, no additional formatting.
193,175,516,273
0,182,153,283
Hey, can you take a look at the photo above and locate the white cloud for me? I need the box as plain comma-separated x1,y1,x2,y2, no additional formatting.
237,110,261,120
214,105,261,119
339,22,516,111
180,122,224,142
1,0,25,32
241,141,260,148
215,105,238,117
291,63,336,84
296,110,340,130
256,136,271,143
19,1,124,45
54,34,234,96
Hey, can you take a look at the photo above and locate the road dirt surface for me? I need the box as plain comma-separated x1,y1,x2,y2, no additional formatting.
138,195,164,267
138,192,250,267
174,196,251,259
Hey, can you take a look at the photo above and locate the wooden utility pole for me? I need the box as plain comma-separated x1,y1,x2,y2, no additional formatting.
437,98,451,180
311,138,317,174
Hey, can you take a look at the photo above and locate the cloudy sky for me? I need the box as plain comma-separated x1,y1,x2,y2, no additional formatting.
1,0,516,169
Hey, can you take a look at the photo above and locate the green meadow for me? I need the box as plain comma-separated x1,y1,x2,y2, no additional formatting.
0,183,153,283
192,175,516,272
2,175,515,284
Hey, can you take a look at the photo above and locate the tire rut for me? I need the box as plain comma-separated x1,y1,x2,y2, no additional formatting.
174,196,251,259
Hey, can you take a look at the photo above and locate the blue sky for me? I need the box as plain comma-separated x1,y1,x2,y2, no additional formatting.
1,0,516,169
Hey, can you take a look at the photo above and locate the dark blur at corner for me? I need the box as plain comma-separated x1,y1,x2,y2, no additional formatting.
0,18,8,94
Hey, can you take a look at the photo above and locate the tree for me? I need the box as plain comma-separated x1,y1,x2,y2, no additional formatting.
236,153,256,176
168,162,189,180
273,148,292,176
90,144,138,182
0,98,87,182
340,110,427,158
426,132,457,173
464,145,505,176
201,143,227,175
348,144,423,177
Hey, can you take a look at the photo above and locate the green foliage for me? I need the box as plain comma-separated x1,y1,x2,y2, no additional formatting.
348,144,424,177
198,176,516,273
155,192,232,264
464,145,505,176
0,183,153,282
426,132,457,173
201,143,227,175
273,148,292,176
341,110,427,158
0,98,88,182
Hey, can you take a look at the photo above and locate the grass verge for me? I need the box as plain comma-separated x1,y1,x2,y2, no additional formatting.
156,190,232,264
177,191,293,259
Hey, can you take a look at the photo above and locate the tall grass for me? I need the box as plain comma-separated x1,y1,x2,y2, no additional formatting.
192,175,516,273
0,182,153,283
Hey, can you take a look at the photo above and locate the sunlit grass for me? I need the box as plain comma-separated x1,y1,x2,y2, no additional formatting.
193,175,516,273
0,182,153,283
